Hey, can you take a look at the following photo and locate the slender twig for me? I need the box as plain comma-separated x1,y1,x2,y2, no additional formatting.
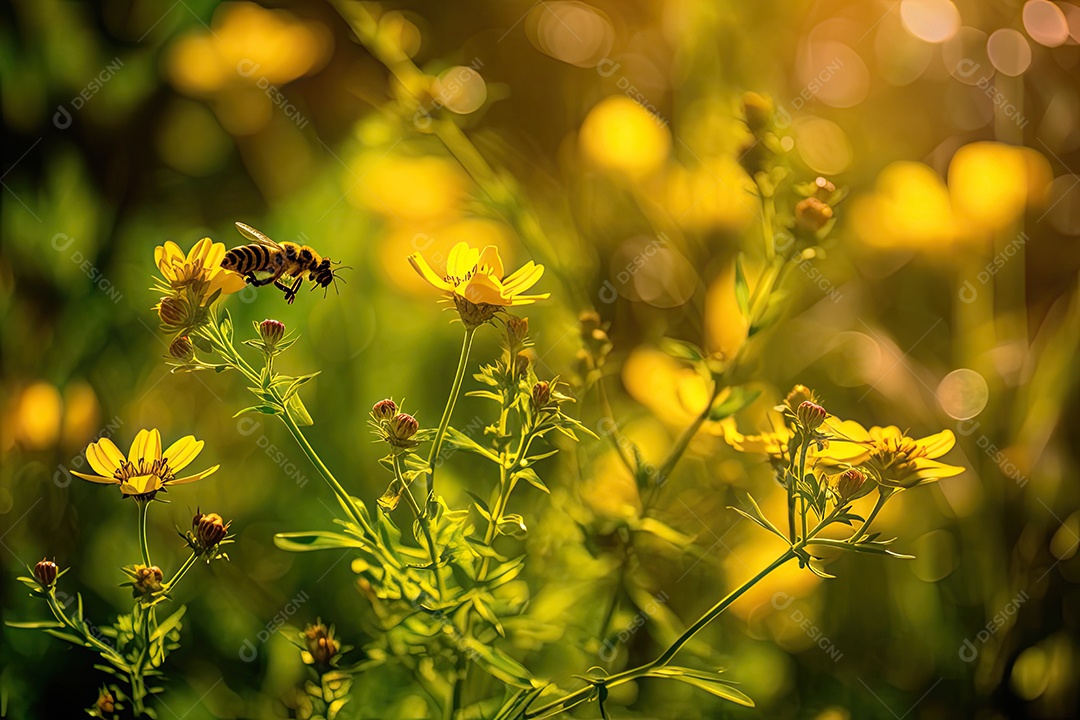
426,327,476,509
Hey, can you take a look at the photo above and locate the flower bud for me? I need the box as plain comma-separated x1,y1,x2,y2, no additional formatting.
193,511,229,552
506,316,529,344
258,319,286,349
836,469,866,499
303,621,339,667
34,559,58,589
388,413,419,446
95,689,116,714
795,197,833,232
514,351,532,378
133,565,164,595
813,176,836,200
169,335,194,360
157,297,189,328
371,398,398,421
531,381,552,411
796,401,827,432
742,92,774,134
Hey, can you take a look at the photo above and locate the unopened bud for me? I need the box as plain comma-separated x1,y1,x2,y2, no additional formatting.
157,297,188,328
169,335,194,360
795,197,833,232
388,413,419,446
34,559,58,589
193,511,229,552
303,621,339,667
258,319,286,349
836,469,866,499
514,351,532,377
532,381,552,410
133,565,164,595
797,401,827,431
95,689,116,714
372,398,398,421
506,316,529,344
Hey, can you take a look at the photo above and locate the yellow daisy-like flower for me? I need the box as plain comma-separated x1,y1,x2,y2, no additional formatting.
408,242,548,327
820,421,963,489
155,238,246,301
72,428,219,499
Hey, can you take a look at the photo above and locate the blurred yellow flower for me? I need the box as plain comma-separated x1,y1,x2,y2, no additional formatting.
580,96,671,175
718,417,791,462
409,242,548,326
821,422,963,489
948,141,1051,233
72,428,219,498
155,238,246,300
850,161,957,250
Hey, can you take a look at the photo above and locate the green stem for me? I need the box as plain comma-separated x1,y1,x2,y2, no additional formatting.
137,499,152,567
524,549,797,718
652,383,722,490
849,491,891,544
426,326,476,507
162,553,199,593
394,455,446,599
795,437,810,541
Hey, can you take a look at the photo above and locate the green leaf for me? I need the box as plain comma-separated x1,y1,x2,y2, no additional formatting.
273,531,368,553
151,606,186,643
807,537,914,559
633,517,696,548
444,427,500,463
461,638,532,687
645,667,754,707
471,595,505,636
512,467,549,494
286,394,313,426
728,495,787,541
734,254,750,317
219,311,233,343
282,372,321,402
5,620,64,629
233,405,280,418
659,338,704,362
43,629,89,647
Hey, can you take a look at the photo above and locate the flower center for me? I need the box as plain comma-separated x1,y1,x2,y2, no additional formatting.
113,457,174,484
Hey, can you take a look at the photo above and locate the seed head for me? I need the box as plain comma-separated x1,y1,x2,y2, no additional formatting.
157,297,189,329
193,511,229,553
169,335,194,361
132,565,164,595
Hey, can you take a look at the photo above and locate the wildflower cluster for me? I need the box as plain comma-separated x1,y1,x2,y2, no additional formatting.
10,431,231,716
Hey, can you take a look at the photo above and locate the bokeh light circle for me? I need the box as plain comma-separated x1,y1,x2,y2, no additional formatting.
987,29,1032,76
937,368,989,420
432,66,487,114
794,117,853,175
900,0,961,43
1023,1,1069,47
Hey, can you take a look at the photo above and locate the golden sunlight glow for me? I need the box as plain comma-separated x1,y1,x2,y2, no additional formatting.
900,0,961,44
851,161,956,249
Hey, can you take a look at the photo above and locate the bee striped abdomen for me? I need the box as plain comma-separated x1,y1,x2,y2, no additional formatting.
223,245,273,275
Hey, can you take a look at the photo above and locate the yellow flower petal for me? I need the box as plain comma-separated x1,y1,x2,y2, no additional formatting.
507,293,550,305
163,436,204,473
502,261,544,294
476,245,504,278
202,241,225,269
86,437,125,477
408,253,454,291
171,464,220,485
447,242,478,278
120,474,164,496
72,470,118,484
913,458,965,479
128,428,162,463
917,429,956,458
459,274,509,305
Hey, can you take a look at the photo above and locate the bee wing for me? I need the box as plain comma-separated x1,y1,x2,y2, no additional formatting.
234,222,284,250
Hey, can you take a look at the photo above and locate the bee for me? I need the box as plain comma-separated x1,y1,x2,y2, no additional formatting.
221,222,347,304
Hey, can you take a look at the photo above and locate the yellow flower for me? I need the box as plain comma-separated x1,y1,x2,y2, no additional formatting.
820,422,963,489
719,417,792,462
72,428,219,498
155,238,246,300
408,242,548,326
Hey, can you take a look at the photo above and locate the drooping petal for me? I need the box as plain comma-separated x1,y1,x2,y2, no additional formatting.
129,429,163,463
912,457,965,479
209,268,247,297
163,436,204,473
171,464,220,485
476,245,504,278
120,474,164,496
72,470,119,484
86,438,125,477
408,254,454,291
459,273,509,305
